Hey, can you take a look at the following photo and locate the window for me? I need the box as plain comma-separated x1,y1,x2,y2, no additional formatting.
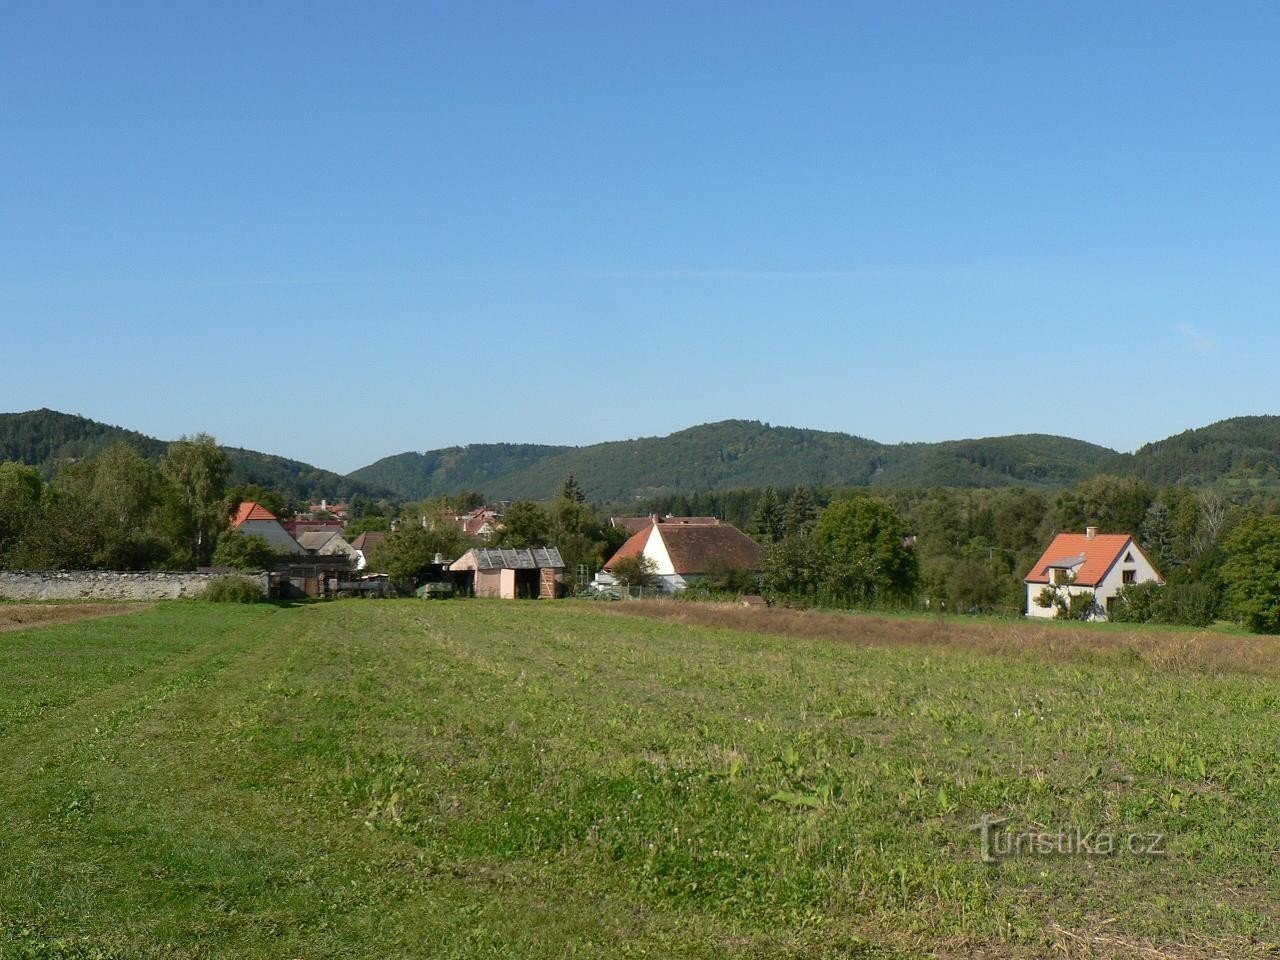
1122,569,1136,585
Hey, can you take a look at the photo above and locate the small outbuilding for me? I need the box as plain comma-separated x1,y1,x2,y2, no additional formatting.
449,546,566,599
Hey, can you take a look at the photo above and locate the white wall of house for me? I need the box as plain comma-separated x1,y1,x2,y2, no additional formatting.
641,527,688,593
1027,540,1162,620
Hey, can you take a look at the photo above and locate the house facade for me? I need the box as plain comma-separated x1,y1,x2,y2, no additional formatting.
602,518,762,593
231,502,302,554
1024,527,1163,620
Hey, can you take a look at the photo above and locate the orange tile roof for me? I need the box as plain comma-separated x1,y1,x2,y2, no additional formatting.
231,501,279,526
603,523,654,570
1024,533,1138,586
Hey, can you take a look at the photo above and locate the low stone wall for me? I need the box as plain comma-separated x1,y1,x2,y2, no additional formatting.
0,571,269,601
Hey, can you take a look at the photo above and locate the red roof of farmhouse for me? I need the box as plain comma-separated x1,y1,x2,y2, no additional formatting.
1023,532,1141,587
231,501,279,526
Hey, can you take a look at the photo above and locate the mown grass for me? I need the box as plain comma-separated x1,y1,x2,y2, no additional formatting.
0,600,1276,958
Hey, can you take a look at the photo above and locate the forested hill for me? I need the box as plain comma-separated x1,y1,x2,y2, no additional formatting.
1122,416,1280,486
351,420,1119,501
0,409,392,502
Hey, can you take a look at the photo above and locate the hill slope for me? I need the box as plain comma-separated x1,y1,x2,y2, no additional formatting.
1124,415,1280,486
0,409,392,502
352,420,1119,501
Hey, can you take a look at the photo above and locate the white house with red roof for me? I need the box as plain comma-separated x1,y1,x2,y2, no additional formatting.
1024,527,1163,620
230,501,302,555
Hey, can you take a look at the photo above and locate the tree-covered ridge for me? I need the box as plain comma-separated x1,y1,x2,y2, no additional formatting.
349,442,573,500
1125,416,1280,486
353,420,1119,501
0,409,392,502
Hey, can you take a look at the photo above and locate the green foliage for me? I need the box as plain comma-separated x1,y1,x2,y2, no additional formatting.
750,486,784,543
200,575,265,602
493,500,552,548
1221,514,1280,633
1127,415,1280,486
211,532,279,571
1110,581,1219,627
609,554,658,587
368,523,462,586
159,434,230,568
811,496,919,605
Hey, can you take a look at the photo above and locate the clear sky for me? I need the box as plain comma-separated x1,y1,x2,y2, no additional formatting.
3,2,1277,474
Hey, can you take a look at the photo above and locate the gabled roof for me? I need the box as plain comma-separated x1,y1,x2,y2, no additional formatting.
232,501,279,526
659,522,762,574
297,530,341,551
451,546,565,571
350,531,388,554
1024,533,1146,586
603,521,762,574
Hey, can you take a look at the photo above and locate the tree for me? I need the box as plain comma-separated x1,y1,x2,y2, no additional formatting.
610,554,658,588
0,462,45,567
212,532,278,571
368,524,462,585
494,500,552,548
160,434,229,568
811,497,919,605
1221,515,1280,633
559,475,586,504
751,486,784,544
760,534,830,604
783,486,816,538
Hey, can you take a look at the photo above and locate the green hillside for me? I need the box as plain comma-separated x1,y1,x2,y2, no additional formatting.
0,409,392,502
1125,415,1280,486
352,420,1119,501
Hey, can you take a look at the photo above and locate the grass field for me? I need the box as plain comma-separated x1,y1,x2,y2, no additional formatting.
0,600,1277,959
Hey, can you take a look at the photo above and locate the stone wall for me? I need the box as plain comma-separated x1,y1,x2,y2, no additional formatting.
0,571,269,601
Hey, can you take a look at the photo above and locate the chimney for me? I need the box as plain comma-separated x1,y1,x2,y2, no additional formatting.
1086,526,1098,540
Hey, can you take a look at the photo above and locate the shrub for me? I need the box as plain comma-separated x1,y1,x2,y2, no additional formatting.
202,575,266,603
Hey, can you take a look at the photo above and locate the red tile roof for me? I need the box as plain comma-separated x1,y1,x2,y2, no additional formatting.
603,524,653,569
231,501,279,526
1024,533,1146,587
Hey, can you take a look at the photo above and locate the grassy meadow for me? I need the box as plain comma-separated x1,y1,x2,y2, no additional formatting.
0,599,1277,958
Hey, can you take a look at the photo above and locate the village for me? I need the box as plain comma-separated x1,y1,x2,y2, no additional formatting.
224,496,1164,617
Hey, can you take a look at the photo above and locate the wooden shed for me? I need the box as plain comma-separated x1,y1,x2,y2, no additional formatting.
449,546,565,599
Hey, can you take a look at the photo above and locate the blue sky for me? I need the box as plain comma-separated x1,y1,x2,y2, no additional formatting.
2,2,1277,473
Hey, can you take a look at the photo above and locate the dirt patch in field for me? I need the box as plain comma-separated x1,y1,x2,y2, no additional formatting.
600,600,1280,677
0,603,153,633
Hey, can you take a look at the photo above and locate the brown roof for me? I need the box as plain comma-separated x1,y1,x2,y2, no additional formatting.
604,520,762,574
350,531,388,554
1024,532,1159,587
659,523,762,574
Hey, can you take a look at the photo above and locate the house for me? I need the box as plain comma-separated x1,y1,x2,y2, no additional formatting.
283,517,346,539
349,530,388,571
231,502,302,554
296,530,358,562
610,515,720,535
449,546,565,599
1024,526,1163,620
455,507,502,540
602,518,762,593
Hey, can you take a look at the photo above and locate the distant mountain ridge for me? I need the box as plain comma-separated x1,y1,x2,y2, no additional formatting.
7,409,1278,504
0,409,393,502
351,420,1122,500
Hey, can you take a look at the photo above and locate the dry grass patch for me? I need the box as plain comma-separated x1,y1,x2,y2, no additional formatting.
0,601,152,632
600,601,1279,676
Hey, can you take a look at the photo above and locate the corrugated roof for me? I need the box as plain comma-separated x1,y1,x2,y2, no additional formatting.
1024,533,1137,586
459,546,565,570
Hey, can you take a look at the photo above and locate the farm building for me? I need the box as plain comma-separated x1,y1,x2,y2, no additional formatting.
449,546,565,599
1024,527,1163,620
349,531,388,571
231,502,301,554
602,518,762,593
296,530,358,562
